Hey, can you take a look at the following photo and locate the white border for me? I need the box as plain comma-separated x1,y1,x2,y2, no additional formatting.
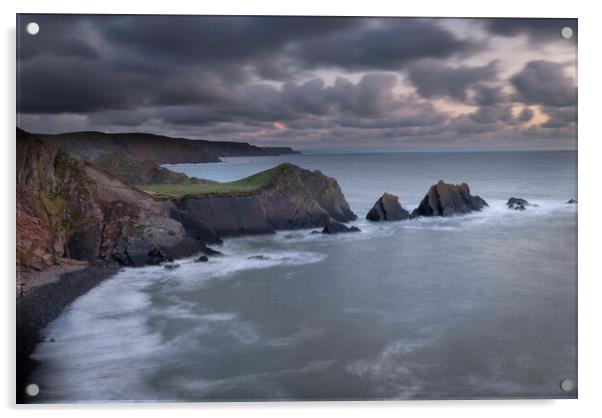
3,1,601,417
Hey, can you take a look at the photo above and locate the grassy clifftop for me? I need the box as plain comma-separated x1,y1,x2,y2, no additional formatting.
139,163,296,198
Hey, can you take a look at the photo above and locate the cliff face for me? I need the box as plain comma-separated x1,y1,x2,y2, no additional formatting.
16,129,201,278
38,131,299,164
17,130,352,278
172,163,357,237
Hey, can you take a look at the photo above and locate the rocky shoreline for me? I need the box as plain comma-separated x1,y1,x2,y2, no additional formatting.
16,263,121,403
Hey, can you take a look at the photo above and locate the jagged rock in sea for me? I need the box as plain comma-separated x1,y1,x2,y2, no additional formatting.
567,198,578,204
16,128,202,276
322,218,361,234
506,197,533,211
410,180,488,218
168,163,358,237
366,193,409,221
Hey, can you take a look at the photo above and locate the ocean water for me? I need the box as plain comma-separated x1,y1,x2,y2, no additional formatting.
30,151,577,402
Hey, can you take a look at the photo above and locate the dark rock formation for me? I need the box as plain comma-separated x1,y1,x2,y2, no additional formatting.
366,193,409,221
507,197,532,211
164,263,180,270
195,256,209,263
411,180,488,218
39,131,299,164
16,128,203,278
322,218,361,234
202,246,223,256
567,198,578,204
172,163,357,236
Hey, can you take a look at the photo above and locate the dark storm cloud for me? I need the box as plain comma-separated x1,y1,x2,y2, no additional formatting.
406,60,499,101
151,74,428,127
18,15,99,61
17,14,577,150
510,60,576,107
289,19,472,70
18,15,472,115
484,18,577,42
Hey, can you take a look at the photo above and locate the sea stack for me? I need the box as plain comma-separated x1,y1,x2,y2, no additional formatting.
366,193,409,221
411,180,488,218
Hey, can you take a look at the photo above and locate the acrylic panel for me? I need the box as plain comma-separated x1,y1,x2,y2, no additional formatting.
16,14,577,403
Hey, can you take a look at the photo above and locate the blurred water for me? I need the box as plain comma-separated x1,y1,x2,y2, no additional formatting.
31,151,577,402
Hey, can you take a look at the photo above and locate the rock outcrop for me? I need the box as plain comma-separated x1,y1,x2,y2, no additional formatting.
16,129,203,280
321,218,361,234
506,197,535,211
411,180,488,218
567,198,578,204
366,193,409,221
172,163,357,236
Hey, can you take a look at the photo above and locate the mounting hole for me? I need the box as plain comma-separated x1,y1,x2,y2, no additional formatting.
560,27,573,39
25,383,39,397
26,22,40,35
560,379,573,392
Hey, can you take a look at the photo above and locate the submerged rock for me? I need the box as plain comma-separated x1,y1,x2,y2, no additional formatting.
567,198,578,204
411,181,488,218
506,197,531,210
248,255,270,260
195,255,209,263
163,263,180,270
321,218,361,234
366,193,410,221
506,197,539,211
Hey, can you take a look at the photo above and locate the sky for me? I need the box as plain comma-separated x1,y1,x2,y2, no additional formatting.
17,15,577,151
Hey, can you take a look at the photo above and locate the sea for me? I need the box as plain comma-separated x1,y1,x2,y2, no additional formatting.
29,151,578,402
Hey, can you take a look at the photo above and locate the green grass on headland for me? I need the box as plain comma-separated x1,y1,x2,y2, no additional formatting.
138,163,293,198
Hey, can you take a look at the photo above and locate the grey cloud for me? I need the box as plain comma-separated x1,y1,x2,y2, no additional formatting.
542,106,577,128
469,105,514,124
406,60,499,101
518,107,534,122
16,14,577,150
472,84,507,106
290,19,472,71
510,60,576,107
485,18,577,43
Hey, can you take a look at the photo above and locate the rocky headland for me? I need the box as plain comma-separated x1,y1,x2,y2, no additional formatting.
38,131,299,164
